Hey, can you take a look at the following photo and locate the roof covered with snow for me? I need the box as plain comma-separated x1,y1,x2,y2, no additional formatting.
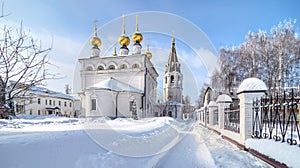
237,77,267,94
88,77,143,94
28,86,75,100
216,94,232,103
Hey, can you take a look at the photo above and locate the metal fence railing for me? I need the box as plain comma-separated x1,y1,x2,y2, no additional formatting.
252,89,300,146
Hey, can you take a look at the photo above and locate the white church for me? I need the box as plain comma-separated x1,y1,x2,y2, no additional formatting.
78,15,184,119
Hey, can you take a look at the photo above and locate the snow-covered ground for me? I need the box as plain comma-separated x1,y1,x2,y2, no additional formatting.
0,115,268,168
246,138,300,167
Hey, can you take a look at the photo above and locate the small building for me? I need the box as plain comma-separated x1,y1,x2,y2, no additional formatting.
13,85,80,117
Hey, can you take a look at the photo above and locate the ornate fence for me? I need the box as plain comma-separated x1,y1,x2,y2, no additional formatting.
224,105,240,133
252,89,300,146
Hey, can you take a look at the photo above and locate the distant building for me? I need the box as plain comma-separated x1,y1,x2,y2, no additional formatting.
78,16,158,118
13,85,80,117
162,37,184,119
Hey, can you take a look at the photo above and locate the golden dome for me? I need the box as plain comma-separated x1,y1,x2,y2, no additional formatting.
132,32,143,43
145,51,152,59
118,35,130,46
90,19,101,47
90,36,101,47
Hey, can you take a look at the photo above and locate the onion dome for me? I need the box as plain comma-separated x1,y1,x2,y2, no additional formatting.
90,20,101,47
118,15,130,46
118,35,130,46
132,15,143,43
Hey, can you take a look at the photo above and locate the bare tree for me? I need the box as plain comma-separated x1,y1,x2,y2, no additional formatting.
0,16,53,118
214,19,300,96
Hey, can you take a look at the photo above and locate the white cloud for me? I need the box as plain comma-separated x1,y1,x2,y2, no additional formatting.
0,19,83,92
194,48,219,76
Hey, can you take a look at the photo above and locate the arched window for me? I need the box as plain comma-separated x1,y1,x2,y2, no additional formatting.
171,75,175,83
165,77,167,84
132,63,140,68
108,65,116,70
86,66,93,71
120,64,127,69
97,65,104,70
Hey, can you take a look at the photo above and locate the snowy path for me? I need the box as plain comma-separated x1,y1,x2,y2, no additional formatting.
193,124,268,168
154,123,268,168
0,116,269,168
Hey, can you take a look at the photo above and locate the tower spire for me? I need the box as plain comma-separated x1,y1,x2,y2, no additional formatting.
171,30,175,44
122,14,126,35
145,38,152,59
163,33,183,104
113,42,117,56
146,38,150,52
166,34,180,72
93,19,98,37
135,15,139,32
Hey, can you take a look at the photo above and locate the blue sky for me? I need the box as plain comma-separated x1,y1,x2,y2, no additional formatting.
2,0,300,102
4,0,299,48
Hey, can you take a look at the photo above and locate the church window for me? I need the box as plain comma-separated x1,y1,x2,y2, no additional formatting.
120,64,127,69
171,75,175,83
108,65,116,70
91,99,97,110
132,63,139,68
97,65,104,70
86,66,93,71
165,77,167,84
38,98,41,104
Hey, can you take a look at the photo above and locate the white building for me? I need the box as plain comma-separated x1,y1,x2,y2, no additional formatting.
162,37,184,119
13,85,80,117
78,16,158,118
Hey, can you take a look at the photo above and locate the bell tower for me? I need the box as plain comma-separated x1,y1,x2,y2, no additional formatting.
163,36,183,103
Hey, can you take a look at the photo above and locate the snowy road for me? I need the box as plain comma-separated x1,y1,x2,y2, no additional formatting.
0,116,269,168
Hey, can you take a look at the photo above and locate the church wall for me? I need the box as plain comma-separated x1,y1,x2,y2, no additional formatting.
117,93,131,117
85,90,114,117
79,53,158,118
84,90,144,118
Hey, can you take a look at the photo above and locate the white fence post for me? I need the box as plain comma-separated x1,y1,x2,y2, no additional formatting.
237,78,267,145
208,101,217,126
216,94,232,130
